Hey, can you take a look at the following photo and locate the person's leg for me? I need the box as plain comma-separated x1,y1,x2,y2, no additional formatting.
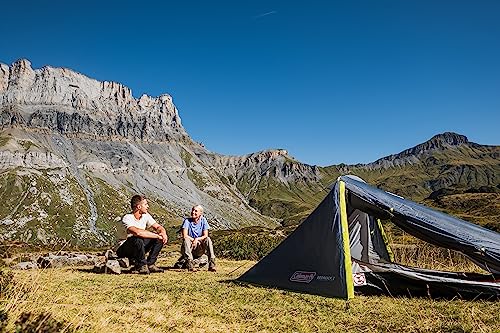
192,242,207,268
142,238,164,273
144,238,163,266
204,237,216,261
202,237,216,272
181,238,195,271
116,237,147,269
181,238,194,260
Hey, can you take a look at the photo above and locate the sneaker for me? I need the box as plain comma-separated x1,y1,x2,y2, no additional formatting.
208,259,216,272
148,264,164,273
186,260,194,272
137,265,150,275
173,260,184,269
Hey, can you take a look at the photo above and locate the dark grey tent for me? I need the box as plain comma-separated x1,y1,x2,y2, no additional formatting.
237,175,500,300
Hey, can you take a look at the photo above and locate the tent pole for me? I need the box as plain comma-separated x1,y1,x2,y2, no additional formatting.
339,180,355,299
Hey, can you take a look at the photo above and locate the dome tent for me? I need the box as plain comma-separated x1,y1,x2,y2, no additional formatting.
237,175,500,300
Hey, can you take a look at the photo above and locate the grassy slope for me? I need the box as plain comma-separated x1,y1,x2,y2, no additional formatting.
0,171,91,244
0,170,184,247
423,193,500,232
1,257,499,333
353,144,500,201
237,165,340,225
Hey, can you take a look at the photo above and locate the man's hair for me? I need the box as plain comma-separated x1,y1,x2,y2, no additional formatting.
131,195,146,210
192,205,204,213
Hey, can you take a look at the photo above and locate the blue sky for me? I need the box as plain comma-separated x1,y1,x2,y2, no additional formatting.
1,1,499,166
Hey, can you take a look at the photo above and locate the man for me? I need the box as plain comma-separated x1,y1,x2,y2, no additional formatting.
116,195,168,274
177,205,216,272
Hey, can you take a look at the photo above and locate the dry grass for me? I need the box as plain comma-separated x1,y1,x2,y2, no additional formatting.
393,242,484,273
1,257,499,333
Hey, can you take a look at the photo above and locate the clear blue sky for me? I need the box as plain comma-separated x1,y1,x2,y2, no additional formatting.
1,1,499,166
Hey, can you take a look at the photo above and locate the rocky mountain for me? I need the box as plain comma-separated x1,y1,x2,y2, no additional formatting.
0,59,278,246
1,59,498,246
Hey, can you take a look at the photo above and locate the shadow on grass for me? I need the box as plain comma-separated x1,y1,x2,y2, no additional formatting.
219,279,255,288
75,265,191,275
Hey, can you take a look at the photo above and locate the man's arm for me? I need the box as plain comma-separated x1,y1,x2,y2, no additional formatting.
182,227,193,241
127,226,164,241
151,223,168,244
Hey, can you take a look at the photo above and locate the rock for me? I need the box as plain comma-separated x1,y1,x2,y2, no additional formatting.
94,255,107,265
0,59,186,141
0,54,280,245
193,254,208,268
105,260,121,274
37,255,69,268
36,253,98,268
12,261,38,270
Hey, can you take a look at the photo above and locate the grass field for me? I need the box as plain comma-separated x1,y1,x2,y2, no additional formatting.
1,256,499,333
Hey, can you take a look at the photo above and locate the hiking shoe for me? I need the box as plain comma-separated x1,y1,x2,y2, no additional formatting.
148,264,164,273
186,260,194,271
137,265,150,275
208,259,216,272
173,260,184,269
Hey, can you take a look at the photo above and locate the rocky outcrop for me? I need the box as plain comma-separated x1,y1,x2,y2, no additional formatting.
0,60,282,246
0,59,186,141
0,151,68,169
12,252,99,270
206,149,321,184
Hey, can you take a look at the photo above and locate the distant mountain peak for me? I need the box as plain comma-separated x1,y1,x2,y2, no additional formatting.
427,132,469,146
405,132,473,156
364,132,475,169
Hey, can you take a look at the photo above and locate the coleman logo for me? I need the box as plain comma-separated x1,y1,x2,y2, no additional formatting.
290,271,316,283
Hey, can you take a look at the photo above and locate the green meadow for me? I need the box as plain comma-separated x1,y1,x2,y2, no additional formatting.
1,255,499,333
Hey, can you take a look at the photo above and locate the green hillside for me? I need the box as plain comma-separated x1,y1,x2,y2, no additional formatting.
245,140,499,227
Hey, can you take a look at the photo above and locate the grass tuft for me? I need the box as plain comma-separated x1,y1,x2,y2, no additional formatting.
15,312,73,333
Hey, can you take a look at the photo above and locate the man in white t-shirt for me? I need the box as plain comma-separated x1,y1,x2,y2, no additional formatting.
116,195,168,274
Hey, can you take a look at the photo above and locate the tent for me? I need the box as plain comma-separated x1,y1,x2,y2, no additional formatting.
237,175,500,300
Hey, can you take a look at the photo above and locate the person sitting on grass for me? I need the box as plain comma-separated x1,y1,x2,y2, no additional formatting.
174,205,216,272
116,195,168,274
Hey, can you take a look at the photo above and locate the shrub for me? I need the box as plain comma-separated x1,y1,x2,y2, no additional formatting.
213,232,285,260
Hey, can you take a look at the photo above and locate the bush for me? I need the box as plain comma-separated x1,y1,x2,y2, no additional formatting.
213,232,285,260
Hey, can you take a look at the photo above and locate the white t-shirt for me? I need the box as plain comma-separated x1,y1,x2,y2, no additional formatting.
121,213,157,237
